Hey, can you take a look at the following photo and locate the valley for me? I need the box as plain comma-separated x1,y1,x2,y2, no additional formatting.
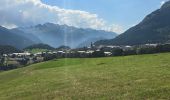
0,0,170,99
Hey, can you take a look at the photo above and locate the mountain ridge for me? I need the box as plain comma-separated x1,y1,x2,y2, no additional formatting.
0,26,36,49
95,0,170,46
0,23,117,49
17,23,117,48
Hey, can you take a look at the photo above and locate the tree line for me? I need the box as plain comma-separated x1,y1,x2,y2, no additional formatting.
43,44,170,61
0,45,21,55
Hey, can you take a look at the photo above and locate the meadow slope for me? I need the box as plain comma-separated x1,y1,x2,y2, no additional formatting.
0,53,170,100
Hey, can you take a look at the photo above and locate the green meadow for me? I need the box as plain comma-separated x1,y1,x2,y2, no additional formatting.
0,53,170,100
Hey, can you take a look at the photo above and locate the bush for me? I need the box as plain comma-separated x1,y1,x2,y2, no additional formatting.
92,51,105,57
123,49,137,56
136,47,157,54
156,44,170,53
18,58,29,65
112,48,123,56
43,54,57,61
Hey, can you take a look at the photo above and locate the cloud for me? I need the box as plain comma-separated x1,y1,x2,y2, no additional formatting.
104,24,124,34
0,0,124,33
160,0,169,6
161,1,166,6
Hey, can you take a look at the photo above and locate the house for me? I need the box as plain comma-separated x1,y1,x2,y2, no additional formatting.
104,52,112,56
34,53,41,56
12,52,31,57
86,50,94,54
57,51,65,54
106,45,121,48
122,45,133,51
145,44,158,47
77,51,86,53
3,54,8,57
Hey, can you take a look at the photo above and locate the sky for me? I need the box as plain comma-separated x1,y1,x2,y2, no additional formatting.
0,0,168,34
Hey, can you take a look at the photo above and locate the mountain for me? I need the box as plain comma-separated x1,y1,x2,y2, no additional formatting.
10,28,42,44
0,26,36,49
56,45,71,51
95,1,170,46
78,37,106,48
17,23,117,48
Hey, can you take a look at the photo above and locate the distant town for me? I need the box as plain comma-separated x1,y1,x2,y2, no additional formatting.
1,42,170,71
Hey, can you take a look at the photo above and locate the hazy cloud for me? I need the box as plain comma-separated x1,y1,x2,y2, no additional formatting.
161,1,166,6
160,0,169,6
0,0,124,33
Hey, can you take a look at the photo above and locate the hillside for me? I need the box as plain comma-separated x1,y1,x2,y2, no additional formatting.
24,43,55,50
17,23,117,48
24,43,55,53
0,26,35,49
0,45,21,54
95,1,170,46
0,53,170,99
10,29,42,44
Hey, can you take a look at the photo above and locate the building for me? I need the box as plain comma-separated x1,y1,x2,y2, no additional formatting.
12,52,31,57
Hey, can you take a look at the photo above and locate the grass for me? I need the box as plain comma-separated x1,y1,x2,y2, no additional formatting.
0,53,170,100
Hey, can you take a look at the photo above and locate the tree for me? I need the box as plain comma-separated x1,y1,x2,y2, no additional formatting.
92,51,105,57
0,57,3,66
112,48,123,56
156,44,170,53
1,56,8,66
43,54,57,61
0,45,21,54
136,47,157,54
18,58,29,65
123,49,136,56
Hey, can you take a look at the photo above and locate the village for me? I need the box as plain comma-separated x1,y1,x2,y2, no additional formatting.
0,43,170,70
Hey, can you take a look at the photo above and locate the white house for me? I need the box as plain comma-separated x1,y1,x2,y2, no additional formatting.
13,52,31,57
104,52,112,56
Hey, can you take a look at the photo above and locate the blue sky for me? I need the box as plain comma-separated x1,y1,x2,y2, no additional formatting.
0,0,167,33
42,0,166,32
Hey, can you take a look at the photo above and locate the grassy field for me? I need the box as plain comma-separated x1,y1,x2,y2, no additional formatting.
0,53,170,100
